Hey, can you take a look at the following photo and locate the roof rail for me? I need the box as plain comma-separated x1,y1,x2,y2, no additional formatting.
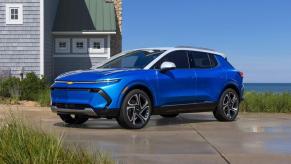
175,46,216,52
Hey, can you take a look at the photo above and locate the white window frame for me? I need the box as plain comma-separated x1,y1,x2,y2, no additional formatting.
89,38,105,54
53,36,111,58
55,38,70,53
72,38,87,53
6,4,23,25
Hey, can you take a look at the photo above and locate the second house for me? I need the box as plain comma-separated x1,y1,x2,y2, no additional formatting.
0,0,122,81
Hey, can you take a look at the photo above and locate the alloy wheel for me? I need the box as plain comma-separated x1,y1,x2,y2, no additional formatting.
222,91,239,119
126,93,150,126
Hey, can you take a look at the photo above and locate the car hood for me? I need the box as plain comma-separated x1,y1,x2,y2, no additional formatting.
55,69,134,82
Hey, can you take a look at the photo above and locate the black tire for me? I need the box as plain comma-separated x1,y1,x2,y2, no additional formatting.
213,88,240,122
160,113,179,118
117,89,152,129
59,114,89,124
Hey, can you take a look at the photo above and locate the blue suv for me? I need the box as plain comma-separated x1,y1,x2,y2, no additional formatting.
51,47,244,129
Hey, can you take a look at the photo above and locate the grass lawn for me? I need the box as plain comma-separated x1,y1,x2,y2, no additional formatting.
240,92,291,113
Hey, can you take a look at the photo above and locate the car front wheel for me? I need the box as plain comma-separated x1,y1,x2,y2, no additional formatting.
213,88,240,121
117,89,152,129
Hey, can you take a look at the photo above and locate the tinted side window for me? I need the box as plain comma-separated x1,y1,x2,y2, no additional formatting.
209,54,218,67
153,50,189,69
188,51,213,68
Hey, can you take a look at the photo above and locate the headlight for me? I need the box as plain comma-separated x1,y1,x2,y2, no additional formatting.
54,78,121,84
95,78,121,83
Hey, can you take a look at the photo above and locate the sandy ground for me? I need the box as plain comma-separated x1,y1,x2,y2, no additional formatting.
1,104,291,164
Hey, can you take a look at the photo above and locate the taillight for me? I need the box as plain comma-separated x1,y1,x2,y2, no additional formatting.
239,71,244,78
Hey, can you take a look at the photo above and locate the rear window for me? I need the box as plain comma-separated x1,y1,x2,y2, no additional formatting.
209,54,218,67
188,51,218,68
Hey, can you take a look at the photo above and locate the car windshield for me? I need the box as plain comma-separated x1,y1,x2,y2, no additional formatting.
99,50,165,69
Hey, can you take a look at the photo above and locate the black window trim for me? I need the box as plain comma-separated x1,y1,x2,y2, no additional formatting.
151,50,191,69
208,53,219,68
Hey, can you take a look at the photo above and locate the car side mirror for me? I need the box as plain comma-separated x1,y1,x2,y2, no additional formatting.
160,61,176,72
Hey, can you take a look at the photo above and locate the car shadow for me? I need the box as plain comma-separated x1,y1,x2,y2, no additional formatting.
54,120,121,130
155,114,217,126
53,113,217,130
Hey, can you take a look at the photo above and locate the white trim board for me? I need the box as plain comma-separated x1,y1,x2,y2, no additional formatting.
52,31,116,35
39,0,44,77
107,35,111,58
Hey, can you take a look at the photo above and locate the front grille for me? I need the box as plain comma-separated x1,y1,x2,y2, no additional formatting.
53,103,91,110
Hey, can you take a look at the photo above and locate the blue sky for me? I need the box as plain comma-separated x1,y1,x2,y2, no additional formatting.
122,0,291,83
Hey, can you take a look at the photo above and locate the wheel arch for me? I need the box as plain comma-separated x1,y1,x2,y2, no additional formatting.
119,84,156,108
220,83,242,100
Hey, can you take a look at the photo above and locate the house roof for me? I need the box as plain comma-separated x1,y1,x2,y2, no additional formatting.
53,0,116,32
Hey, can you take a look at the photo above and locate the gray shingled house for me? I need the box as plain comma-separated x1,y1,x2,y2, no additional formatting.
0,0,122,81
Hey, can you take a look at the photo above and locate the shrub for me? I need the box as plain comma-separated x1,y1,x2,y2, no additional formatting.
0,77,21,100
38,88,51,107
0,115,114,164
20,73,48,101
0,72,51,105
240,92,291,113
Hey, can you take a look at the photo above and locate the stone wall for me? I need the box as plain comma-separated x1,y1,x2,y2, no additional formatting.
111,0,122,56
114,0,122,33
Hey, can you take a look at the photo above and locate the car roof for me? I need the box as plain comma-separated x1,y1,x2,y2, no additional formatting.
137,47,226,58
95,47,226,69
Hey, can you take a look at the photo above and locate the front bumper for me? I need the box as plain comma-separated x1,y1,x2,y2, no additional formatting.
51,106,97,116
50,83,121,117
51,87,112,110
51,105,119,117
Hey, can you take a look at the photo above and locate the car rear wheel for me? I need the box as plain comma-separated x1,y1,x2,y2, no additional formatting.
213,88,240,122
117,89,152,129
160,113,179,118
59,114,89,124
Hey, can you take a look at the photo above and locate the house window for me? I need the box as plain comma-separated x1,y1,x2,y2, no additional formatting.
93,42,101,49
6,4,23,25
72,38,87,53
89,38,105,53
11,8,18,20
55,38,70,53
76,42,84,49
59,42,67,48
